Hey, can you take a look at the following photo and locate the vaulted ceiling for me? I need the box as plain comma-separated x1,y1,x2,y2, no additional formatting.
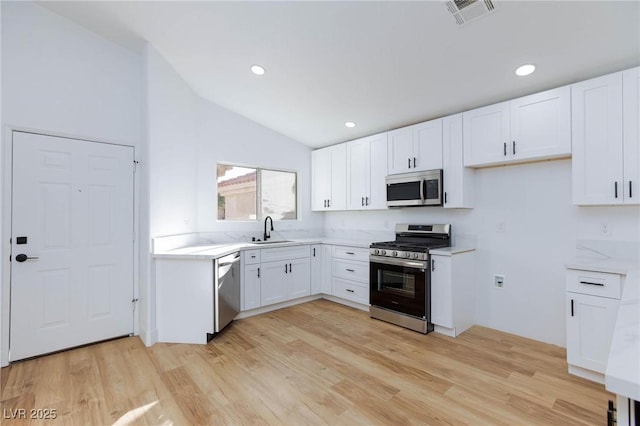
39,1,640,148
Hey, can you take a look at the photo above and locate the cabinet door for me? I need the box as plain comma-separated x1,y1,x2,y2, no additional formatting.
463,101,510,167
623,67,639,204
510,86,571,162
260,261,288,306
430,255,452,328
329,144,347,210
571,72,624,205
310,245,323,295
321,245,333,294
388,125,414,174
413,118,443,171
367,133,388,209
347,138,370,209
288,257,311,299
442,113,473,208
311,148,331,211
242,264,261,311
566,293,619,374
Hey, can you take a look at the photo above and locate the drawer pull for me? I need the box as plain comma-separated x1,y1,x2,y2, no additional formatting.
345,268,355,272
251,255,256,259
579,281,605,287
345,252,355,255
346,289,354,293
570,299,574,317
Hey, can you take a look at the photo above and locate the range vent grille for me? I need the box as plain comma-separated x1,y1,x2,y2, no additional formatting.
444,0,497,26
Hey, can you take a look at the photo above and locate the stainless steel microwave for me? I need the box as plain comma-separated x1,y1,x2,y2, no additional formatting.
386,169,443,207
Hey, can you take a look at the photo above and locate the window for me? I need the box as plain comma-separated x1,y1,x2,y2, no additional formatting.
217,164,297,221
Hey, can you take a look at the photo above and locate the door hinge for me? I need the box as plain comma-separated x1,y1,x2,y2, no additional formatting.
132,298,139,303
133,160,139,173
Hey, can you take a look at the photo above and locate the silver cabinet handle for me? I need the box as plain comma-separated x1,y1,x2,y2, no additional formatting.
257,267,260,278
504,142,507,156
413,157,416,168
512,140,516,155
365,196,369,206
346,252,355,255
408,158,411,169
361,197,364,206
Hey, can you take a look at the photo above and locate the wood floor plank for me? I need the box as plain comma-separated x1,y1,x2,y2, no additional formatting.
0,299,614,425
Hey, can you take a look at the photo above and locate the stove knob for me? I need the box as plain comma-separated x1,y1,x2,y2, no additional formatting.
373,249,379,255
381,250,386,256
392,251,398,257
404,252,411,258
413,253,419,259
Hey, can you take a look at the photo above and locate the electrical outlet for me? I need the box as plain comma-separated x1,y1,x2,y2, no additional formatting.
497,221,506,234
494,274,505,289
600,223,611,236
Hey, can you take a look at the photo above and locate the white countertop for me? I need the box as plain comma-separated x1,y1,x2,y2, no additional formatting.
430,246,476,256
153,238,374,260
606,270,640,400
565,257,640,275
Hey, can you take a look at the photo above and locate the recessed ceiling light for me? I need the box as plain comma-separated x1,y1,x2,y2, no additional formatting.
515,64,536,77
345,121,356,128
251,65,265,76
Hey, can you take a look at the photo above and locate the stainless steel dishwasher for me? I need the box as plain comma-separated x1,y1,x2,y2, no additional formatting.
214,251,241,334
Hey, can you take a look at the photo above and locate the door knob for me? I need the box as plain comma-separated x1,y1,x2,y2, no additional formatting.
15,254,39,262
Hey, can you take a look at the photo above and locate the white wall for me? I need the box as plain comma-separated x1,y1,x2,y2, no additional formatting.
325,159,640,346
196,99,324,237
0,2,143,364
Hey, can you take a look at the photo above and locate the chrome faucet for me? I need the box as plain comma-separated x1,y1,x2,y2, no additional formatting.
263,216,274,241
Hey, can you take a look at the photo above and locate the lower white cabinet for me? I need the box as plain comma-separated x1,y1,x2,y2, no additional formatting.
566,269,622,383
430,249,475,337
330,245,370,305
241,245,311,311
156,258,213,344
310,244,323,295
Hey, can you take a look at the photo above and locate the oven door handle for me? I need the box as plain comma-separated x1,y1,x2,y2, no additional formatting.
370,255,427,270
420,179,425,204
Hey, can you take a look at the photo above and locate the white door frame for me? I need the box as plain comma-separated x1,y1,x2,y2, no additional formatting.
1,126,141,366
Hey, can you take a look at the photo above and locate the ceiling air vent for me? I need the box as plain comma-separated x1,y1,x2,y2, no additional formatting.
444,0,496,26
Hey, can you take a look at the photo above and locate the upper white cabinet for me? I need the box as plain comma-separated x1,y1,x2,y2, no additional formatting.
463,86,571,167
346,132,388,210
311,144,347,211
572,67,639,205
388,119,443,175
442,113,473,208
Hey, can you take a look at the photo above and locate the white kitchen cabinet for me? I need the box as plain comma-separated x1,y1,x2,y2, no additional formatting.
241,249,261,311
572,67,639,205
330,246,370,305
321,245,333,294
430,249,475,337
442,113,473,208
463,86,571,167
310,244,323,295
288,257,311,299
241,245,312,310
242,263,261,311
566,269,622,383
347,132,388,210
156,258,213,344
311,144,347,211
388,118,443,175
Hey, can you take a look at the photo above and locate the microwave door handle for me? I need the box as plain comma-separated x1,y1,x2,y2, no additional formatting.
420,179,425,204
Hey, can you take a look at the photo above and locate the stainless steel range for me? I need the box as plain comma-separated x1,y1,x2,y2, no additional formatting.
369,224,451,333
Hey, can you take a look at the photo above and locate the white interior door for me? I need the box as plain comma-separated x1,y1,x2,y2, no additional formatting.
10,131,134,361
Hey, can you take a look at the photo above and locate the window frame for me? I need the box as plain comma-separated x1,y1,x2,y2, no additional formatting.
216,162,299,222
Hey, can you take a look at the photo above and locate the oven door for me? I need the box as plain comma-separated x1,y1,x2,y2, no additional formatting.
369,255,428,319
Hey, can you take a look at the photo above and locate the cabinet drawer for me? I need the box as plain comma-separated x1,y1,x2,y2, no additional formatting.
332,259,369,283
332,278,369,305
566,270,622,299
261,245,310,263
243,249,261,265
332,246,369,262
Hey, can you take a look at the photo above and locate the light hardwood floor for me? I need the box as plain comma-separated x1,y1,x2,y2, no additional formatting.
1,299,612,425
